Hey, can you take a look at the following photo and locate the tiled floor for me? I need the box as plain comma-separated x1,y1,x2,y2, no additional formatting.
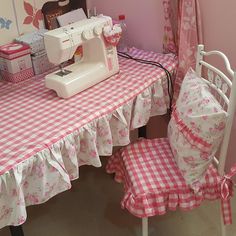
0,158,235,236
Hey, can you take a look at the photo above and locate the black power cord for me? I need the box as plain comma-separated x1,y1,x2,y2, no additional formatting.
117,51,174,113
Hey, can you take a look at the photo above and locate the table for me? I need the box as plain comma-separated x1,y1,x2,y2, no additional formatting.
0,47,177,234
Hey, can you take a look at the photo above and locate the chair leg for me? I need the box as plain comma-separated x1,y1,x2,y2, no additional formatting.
220,211,226,236
142,217,148,236
9,226,24,236
138,126,147,138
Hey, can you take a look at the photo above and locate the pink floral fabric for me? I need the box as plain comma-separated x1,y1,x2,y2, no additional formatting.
0,89,163,228
0,47,178,228
163,0,178,54
0,92,160,228
163,0,203,100
168,68,227,191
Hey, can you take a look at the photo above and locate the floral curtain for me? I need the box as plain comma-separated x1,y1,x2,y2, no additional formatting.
163,0,203,100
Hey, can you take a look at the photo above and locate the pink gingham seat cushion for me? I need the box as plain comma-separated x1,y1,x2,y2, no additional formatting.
106,138,223,218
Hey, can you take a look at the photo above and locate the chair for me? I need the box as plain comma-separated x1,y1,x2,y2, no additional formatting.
106,45,236,236
42,0,71,30
41,0,88,30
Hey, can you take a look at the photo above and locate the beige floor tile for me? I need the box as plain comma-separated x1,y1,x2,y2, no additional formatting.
0,159,235,236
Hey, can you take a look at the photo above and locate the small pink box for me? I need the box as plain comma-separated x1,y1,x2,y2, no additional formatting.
0,42,34,83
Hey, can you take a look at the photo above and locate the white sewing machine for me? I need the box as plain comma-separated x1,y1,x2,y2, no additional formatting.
44,15,119,98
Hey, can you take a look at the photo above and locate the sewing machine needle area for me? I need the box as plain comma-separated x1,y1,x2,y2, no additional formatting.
44,15,120,98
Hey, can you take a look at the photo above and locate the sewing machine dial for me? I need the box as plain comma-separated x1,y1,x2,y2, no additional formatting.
82,30,93,40
93,26,102,36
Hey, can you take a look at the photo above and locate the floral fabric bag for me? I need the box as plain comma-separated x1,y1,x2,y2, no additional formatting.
168,68,227,191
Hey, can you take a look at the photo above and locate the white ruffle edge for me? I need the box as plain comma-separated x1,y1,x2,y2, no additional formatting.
0,78,169,228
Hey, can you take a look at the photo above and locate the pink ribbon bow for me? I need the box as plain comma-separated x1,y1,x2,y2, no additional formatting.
220,164,236,225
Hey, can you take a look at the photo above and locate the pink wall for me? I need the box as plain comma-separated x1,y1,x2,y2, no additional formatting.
198,0,236,67
87,0,164,52
198,0,236,170
88,0,236,169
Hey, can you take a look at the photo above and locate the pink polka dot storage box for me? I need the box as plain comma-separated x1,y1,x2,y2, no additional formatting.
0,42,34,83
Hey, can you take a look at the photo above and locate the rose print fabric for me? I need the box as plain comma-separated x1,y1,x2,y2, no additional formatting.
163,0,203,100
168,68,227,191
163,0,178,54
0,48,177,228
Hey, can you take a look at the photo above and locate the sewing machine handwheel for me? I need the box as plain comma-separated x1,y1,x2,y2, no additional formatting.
94,26,102,36
82,30,93,40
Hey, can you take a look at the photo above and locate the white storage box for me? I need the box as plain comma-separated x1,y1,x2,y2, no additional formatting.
15,29,48,54
32,50,54,75
0,42,34,83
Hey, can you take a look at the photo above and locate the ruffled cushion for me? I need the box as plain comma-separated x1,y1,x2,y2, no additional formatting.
106,138,222,218
168,68,227,190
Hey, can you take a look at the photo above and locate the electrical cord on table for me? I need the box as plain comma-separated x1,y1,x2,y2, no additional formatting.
117,51,174,113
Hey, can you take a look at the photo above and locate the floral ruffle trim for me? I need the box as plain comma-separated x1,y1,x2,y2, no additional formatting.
0,78,168,229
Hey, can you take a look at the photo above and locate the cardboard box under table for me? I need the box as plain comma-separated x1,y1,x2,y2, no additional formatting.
0,42,34,83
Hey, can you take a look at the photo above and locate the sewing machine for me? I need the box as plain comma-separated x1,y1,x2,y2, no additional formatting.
44,15,119,98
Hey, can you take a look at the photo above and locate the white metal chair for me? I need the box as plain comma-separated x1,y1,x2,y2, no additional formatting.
106,45,236,236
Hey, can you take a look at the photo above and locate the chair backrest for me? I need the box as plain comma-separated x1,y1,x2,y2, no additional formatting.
195,44,236,175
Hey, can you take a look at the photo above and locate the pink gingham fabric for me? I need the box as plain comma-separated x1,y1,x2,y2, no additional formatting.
106,138,236,225
0,47,176,175
220,164,236,224
0,48,177,228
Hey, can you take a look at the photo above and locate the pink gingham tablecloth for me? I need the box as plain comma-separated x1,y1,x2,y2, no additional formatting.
0,47,177,228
